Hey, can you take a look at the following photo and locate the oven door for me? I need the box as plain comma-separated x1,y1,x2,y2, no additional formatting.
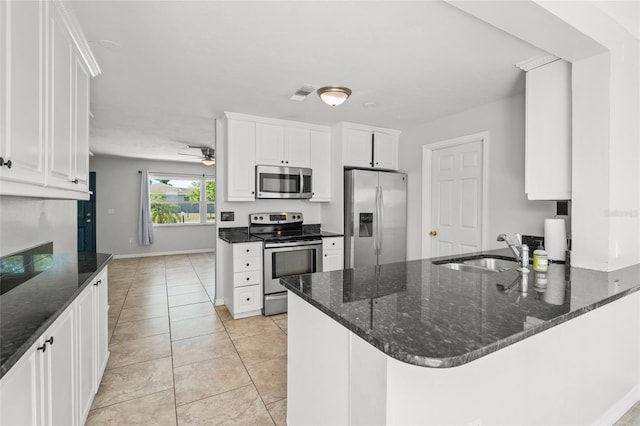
263,240,323,297
256,165,312,199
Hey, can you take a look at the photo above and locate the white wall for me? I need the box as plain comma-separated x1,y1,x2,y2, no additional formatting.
0,196,77,256
90,154,216,257
399,93,556,261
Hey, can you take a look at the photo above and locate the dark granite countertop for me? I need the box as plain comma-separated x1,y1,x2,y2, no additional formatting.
218,227,262,244
280,248,640,368
0,251,112,378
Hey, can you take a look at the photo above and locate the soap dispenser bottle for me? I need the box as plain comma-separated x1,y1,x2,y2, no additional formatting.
533,243,549,272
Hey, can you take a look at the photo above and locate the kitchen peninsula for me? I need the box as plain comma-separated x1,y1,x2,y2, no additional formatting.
281,249,640,425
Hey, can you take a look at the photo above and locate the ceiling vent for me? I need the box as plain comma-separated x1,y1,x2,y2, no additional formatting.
290,84,319,101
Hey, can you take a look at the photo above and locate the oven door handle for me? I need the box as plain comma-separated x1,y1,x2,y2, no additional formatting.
264,240,323,249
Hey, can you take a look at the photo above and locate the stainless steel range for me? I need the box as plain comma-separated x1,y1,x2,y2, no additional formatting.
249,212,323,315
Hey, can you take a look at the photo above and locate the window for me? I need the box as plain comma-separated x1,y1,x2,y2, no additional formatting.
149,174,215,225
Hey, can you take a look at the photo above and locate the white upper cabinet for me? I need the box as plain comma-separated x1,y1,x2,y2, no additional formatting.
372,131,398,170
255,123,311,168
341,124,400,171
0,0,46,187
309,130,331,202
226,117,256,201
224,112,330,201
284,127,311,167
0,0,99,199
343,129,373,168
525,59,572,200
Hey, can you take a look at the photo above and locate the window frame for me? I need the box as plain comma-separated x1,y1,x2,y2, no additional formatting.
149,173,215,227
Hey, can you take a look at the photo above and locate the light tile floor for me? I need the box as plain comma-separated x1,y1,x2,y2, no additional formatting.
87,253,287,425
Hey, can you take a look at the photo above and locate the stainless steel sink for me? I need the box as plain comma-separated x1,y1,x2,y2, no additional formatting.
434,256,519,273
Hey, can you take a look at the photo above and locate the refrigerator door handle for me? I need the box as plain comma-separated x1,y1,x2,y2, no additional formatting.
379,186,384,253
373,186,379,255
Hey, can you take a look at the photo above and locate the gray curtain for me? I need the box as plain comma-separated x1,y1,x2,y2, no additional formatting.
138,170,154,245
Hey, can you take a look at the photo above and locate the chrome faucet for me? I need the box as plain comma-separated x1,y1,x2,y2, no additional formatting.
497,234,529,270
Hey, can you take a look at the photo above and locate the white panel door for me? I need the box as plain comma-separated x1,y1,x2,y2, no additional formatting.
42,307,76,426
373,132,398,170
284,127,310,167
255,123,284,166
0,339,41,425
309,130,331,202
343,129,372,168
0,0,46,186
73,55,90,192
76,284,95,423
430,141,483,257
47,3,75,190
226,119,256,201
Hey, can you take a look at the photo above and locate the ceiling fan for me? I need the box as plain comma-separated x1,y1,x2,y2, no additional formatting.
178,146,215,166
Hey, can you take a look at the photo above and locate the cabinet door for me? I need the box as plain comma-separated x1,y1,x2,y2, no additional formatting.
255,123,285,166
42,307,76,426
373,132,398,170
525,60,571,200
0,339,41,426
284,127,310,167
0,0,46,188
76,284,95,423
73,55,90,192
343,129,373,168
226,119,256,201
47,2,75,190
95,271,109,383
309,130,331,202
322,237,344,271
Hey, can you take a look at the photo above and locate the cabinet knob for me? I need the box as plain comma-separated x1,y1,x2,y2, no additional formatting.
71,178,79,184
246,297,250,301
246,263,250,267
246,249,250,253
285,161,288,164
94,279,101,286
332,242,335,246
246,277,250,281
324,254,327,257
37,344,47,352
45,336,54,346
0,157,12,168
429,230,437,237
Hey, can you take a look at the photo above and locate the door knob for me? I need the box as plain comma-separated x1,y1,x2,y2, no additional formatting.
429,230,437,237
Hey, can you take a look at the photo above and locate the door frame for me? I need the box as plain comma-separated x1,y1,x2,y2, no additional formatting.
421,131,490,259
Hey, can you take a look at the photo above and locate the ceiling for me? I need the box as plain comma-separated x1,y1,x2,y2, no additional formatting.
70,1,546,162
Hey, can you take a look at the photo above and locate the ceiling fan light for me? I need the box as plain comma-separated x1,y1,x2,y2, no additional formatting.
317,86,352,106
201,156,215,166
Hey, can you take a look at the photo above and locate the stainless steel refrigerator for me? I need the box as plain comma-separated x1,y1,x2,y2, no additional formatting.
344,169,407,268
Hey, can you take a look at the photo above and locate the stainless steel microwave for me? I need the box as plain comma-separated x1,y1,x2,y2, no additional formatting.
255,165,312,199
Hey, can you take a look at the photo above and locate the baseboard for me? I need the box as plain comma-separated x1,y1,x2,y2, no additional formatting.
214,298,225,306
113,248,215,259
593,385,640,425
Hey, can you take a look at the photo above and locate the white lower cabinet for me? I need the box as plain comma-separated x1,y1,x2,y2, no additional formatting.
0,266,109,426
222,240,263,319
322,237,344,272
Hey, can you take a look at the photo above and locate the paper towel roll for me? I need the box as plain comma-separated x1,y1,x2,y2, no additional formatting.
544,218,567,261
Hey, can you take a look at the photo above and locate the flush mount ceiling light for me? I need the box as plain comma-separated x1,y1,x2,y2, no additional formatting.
317,86,352,106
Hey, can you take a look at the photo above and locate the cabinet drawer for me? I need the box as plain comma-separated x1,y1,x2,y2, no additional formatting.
233,256,261,273
234,285,262,313
233,243,262,259
323,237,343,251
233,270,261,288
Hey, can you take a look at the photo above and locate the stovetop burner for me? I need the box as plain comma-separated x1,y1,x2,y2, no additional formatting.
248,212,322,243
